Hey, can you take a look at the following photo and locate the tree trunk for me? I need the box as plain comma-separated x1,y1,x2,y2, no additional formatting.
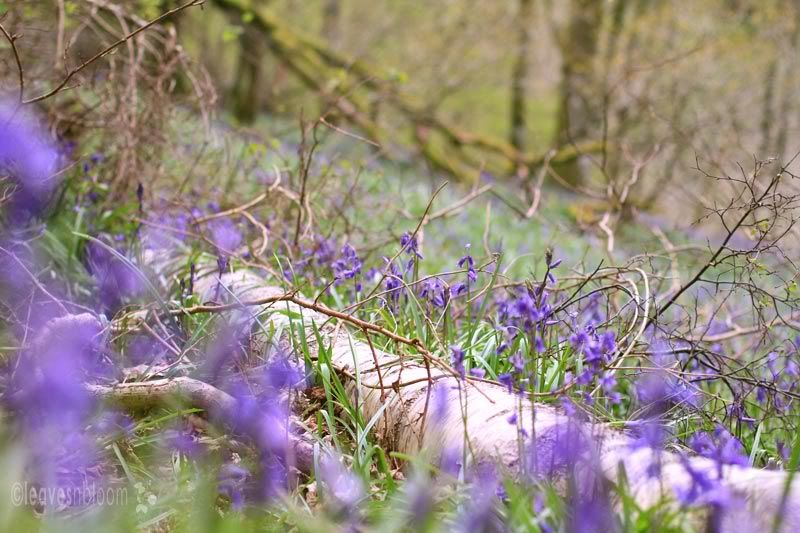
319,0,342,121
510,0,534,156
553,0,604,185
232,15,269,123
321,0,341,46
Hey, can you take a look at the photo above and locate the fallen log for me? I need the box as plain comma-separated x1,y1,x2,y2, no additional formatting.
184,268,800,530
37,262,798,529
87,375,315,475
28,311,316,474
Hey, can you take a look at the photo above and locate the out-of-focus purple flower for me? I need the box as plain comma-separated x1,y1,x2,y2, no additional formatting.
404,473,434,529
600,331,616,354
140,212,189,251
636,366,698,416
506,352,526,382
453,465,502,533
629,419,667,477
451,345,466,379
569,497,615,533
674,455,736,510
534,335,546,353
598,372,621,404
431,382,450,423
561,397,578,417
205,346,306,505
311,236,337,265
125,333,166,366
0,101,60,222
3,314,111,510
218,463,249,510
84,240,145,312
91,411,135,440
439,445,463,478
164,428,205,457
319,454,365,513
570,329,591,350
210,219,242,253
470,368,486,379
689,426,748,467
498,372,514,393
533,417,591,479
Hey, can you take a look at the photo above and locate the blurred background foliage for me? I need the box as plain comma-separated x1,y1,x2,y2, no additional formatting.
3,0,800,226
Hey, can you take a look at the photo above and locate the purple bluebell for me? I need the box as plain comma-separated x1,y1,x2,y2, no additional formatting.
0,101,60,222
319,454,365,513
457,244,477,283
451,345,466,379
400,231,422,259
420,277,450,308
332,243,362,291
210,218,242,253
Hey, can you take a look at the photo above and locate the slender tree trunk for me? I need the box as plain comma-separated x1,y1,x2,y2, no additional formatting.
232,4,270,124
759,57,779,158
553,0,604,184
321,0,341,46
775,2,800,165
320,0,342,120
510,0,534,155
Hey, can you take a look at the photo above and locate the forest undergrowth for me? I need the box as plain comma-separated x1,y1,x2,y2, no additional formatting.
2,99,800,532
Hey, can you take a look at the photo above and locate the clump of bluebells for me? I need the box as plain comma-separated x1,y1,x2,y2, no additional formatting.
570,327,620,404
332,243,362,292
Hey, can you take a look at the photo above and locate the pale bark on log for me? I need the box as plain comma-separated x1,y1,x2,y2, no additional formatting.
87,375,315,474
29,312,315,473
189,268,800,531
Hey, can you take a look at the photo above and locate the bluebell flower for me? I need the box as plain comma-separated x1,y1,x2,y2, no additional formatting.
457,244,477,283
689,426,748,467
570,329,591,351
218,463,249,510
498,372,514,393
469,368,486,379
400,231,422,259
210,218,242,253
420,277,449,308
0,101,60,221
332,243,362,292
451,345,466,379
453,465,502,533
319,453,365,513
